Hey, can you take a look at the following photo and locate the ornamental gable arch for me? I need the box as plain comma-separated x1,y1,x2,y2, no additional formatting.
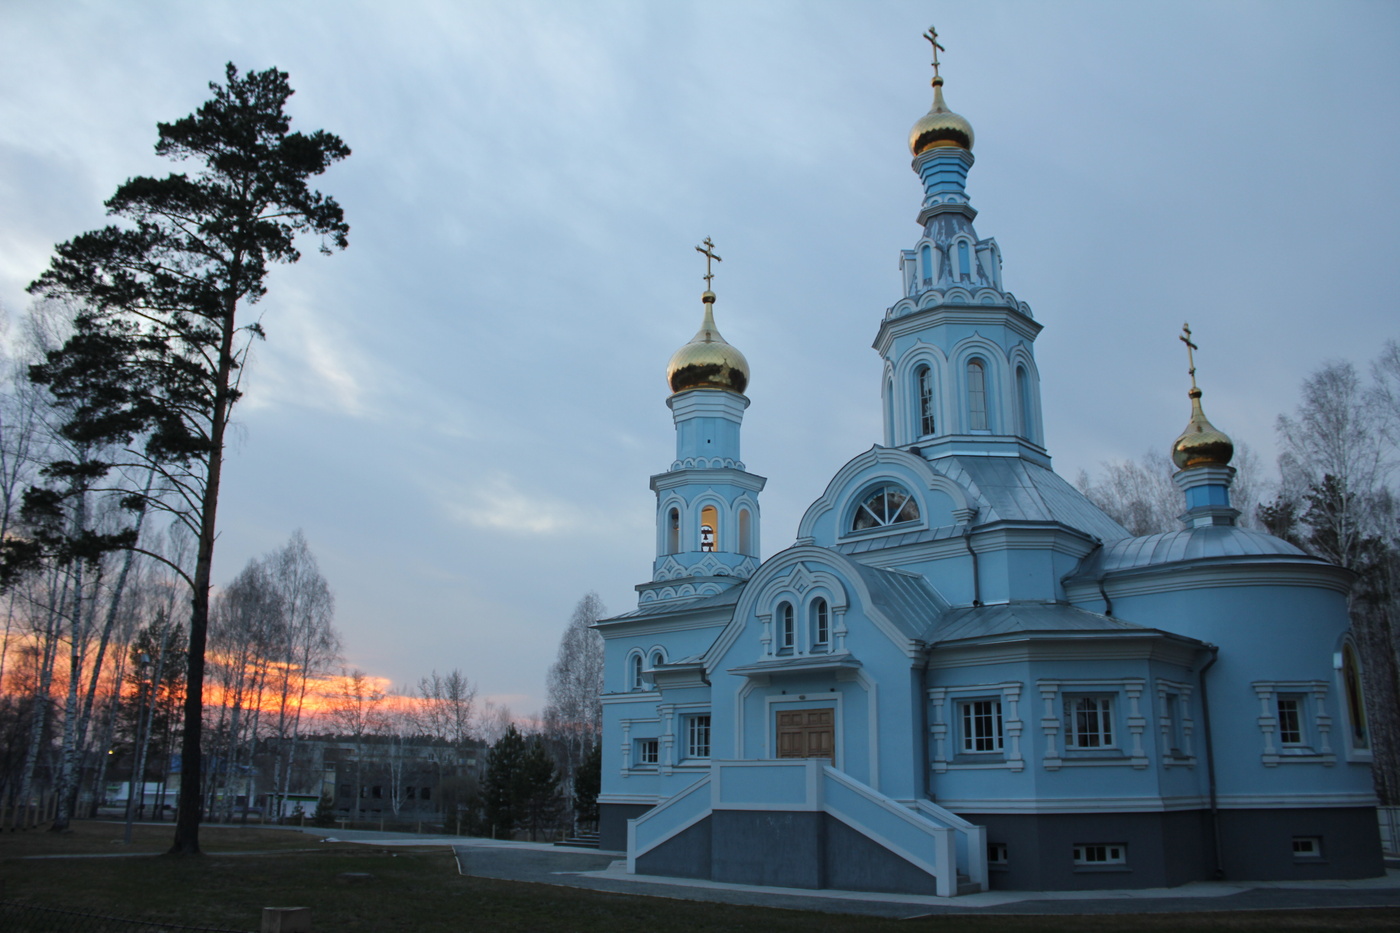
796,446,975,544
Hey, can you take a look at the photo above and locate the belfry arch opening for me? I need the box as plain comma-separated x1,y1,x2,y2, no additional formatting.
700,504,719,552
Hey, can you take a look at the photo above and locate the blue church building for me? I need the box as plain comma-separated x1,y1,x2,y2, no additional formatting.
595,33,1383,895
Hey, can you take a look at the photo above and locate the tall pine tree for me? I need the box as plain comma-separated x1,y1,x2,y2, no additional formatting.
25,63,349,854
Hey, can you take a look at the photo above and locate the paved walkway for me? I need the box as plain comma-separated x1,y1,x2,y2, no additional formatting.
287,827,1400,918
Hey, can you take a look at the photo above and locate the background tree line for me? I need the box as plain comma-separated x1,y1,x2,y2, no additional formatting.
1077,340,1400,804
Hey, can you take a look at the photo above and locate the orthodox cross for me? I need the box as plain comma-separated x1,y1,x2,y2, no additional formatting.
1180,322,1199,390
696,237,722,290
923,26,944,81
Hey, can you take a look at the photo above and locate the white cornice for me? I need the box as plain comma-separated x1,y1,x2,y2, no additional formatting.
874,305,1042,356
651,468,768,493
1072,560,1355,601
928,633,1202,669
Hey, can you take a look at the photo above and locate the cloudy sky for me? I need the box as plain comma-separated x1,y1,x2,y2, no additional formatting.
2,1,1397,716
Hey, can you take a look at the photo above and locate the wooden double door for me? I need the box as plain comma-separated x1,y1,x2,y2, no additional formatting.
776,707,834,759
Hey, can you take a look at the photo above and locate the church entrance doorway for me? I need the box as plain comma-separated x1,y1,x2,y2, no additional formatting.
776,708,834,759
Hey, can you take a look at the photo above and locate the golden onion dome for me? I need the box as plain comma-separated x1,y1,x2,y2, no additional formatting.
666,292,749,395
1172,387,1235,470
909,76,974,155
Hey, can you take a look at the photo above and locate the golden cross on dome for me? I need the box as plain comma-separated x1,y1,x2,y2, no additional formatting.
924,26,945,81
695,237,722,290
1180,322,1199,390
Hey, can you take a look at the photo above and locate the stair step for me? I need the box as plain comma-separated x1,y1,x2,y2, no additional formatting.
554,836,601,848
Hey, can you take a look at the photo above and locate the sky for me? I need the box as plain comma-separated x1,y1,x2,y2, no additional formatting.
2,1,1398,718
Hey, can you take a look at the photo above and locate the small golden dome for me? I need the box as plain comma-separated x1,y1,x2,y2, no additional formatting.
666,292,749,395
1172,388,1234,469
909,77,974,155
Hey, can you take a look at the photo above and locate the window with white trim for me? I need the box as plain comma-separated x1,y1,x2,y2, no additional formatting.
1064,695,1114,749
988,842,1008,866
1292,836,1323,859
967,359,988,431
636,738,658,765
851,483,920,532
917,365,936,436
686,714,711,759
960,698,1004,753
1253,680,1334,765
778,602,795,652
811,598,830,650
629,653,644,692
1277,694,1306,746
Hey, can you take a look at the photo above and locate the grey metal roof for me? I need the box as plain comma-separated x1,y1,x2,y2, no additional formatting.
935,457,1130,543
850,563,951,640
598,584,744,625
1072,525,1313,579
929,602,1159,644
834,523,965,556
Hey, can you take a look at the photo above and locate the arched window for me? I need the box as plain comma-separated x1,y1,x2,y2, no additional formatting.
1016,366,1032,439
917,365,936,436
700,505,718,552
630,654,644,691
1343,644,1369,749
920,244,933,285
666,507,680,554
652,650,665,670
885,378,895,444
958,241,971,279
851,483,921,532
738,508,753,556
811,598,830,649
779,603,795,652
967,359,988,430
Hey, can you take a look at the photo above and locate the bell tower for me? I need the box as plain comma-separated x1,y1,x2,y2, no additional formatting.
639,239,766,607
874,27,1050,466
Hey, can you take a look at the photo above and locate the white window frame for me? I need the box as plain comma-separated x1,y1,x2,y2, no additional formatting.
917,365,936,437
811,598,830,650
928,683,1024,773
685,714,712,760
1037,679,1149,770
636,738,659,766
1292,836,1323,860
1064,694,1115,750
1252,680,1334,766
778,602,795,652
959,698,1004,754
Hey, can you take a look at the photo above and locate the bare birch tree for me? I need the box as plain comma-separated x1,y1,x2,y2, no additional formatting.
542,593,606,811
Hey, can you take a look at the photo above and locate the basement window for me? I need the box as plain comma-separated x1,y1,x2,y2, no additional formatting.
1293,836,1323,860
1073,843,1127,871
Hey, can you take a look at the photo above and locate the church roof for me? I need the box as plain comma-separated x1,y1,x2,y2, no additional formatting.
937,457,1131,542
850,563,951,640
928,602,1170,645
1071,525,1313,579
600,584,743,625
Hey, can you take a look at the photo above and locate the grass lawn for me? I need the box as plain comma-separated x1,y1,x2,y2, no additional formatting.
1,821,1397,932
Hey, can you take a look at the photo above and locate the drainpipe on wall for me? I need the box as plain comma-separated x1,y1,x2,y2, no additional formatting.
962,526,982,607
920,642,934,801
1196,644,1224,879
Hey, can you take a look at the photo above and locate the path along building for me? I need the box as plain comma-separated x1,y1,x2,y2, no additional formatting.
595,35,1384,895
